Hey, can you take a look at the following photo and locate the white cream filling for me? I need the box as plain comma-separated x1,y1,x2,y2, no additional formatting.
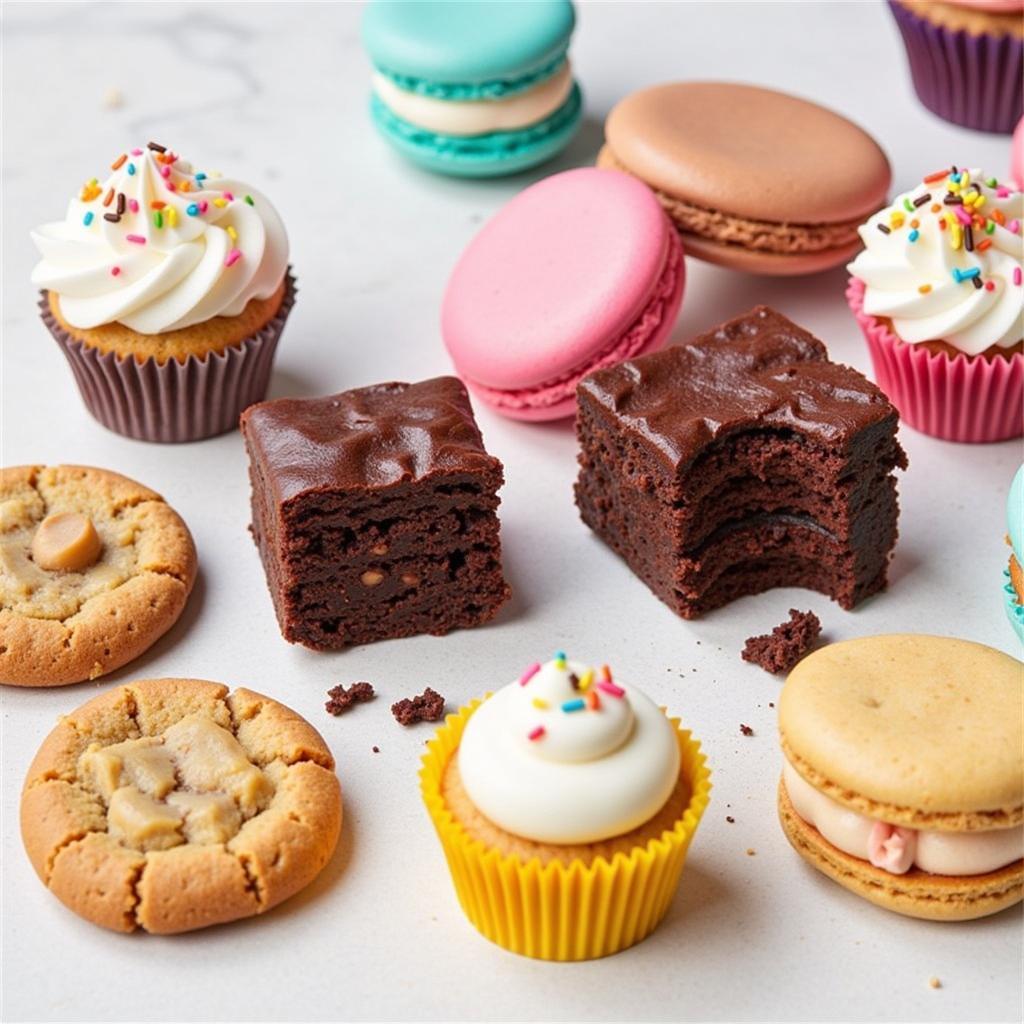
783,760,1023,876
372,61,573,137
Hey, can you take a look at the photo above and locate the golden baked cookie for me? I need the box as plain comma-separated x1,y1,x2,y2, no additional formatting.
1,465,197,686
21,677,342,934
46,277,287,364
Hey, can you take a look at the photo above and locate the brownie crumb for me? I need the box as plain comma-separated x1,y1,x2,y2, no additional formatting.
740,723,754,737
741,609,822,674
372,745,380,753
391,687,446,726
726,815,735,824
325,681,376,716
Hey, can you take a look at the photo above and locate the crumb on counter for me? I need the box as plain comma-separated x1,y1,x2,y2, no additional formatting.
742,608,822,674
391,687,446,726
929,977,942,990
740,723,754,736
325,681,376,716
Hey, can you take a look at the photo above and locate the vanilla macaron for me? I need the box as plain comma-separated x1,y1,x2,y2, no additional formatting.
778,635,1022,921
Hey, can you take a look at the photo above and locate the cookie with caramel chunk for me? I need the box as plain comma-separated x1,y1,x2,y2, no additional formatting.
21,678,342,933
0,465,196,686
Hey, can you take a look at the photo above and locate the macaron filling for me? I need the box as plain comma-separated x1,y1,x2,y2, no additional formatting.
372,61,574,138
461,229,683,413
370,81,581,160
783,760,1024,877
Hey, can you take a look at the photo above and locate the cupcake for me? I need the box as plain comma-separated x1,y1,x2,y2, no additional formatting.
420,652,710,960
888,1,1023,134
31,143,293,443
1005,465,1024,641
846,167,1023,442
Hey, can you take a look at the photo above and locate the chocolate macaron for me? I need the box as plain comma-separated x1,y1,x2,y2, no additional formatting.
598,82,891,275
778,635,1022,921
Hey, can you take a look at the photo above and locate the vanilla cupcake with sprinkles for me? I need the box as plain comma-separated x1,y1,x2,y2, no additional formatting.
32,143,294,442
847,166,1022,442
420,651,710,960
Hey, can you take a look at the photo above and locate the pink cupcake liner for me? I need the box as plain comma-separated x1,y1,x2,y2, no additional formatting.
40,271,296,444
847,277,1023,443
888,0,1023,134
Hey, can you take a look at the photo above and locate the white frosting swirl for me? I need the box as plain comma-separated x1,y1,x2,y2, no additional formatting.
372,61,573,137
848,168,1023,354
31,146,288,334
457,657,680,844
784,760,1023,876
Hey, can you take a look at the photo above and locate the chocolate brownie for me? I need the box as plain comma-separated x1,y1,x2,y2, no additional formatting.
575,307,906,618
241,377,511,649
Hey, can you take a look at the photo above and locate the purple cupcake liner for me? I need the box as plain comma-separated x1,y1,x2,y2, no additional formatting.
888,0,1023,133
40,270,296,443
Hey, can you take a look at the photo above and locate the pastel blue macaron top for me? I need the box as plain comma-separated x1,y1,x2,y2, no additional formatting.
362,0,575,97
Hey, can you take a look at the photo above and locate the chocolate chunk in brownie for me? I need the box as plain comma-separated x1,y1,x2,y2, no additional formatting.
391,687,446,726
325,681,376,716
742,609,822,674
241,377,511,649
575,307,906,618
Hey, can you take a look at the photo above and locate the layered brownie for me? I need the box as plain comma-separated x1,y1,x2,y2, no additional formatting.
575,306,906,618
241,377,511,649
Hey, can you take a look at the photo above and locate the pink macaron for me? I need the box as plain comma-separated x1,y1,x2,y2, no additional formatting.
441,167,685,421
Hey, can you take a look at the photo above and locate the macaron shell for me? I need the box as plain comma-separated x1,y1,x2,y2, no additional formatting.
604,82,891,224
362,0,574,85
680,232,864,276
443,168,678,390
779,780,1023,921
779,635,1023,824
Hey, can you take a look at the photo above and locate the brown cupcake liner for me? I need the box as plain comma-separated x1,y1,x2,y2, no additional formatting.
40,270,296,443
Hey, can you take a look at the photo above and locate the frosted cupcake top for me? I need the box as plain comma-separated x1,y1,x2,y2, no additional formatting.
457,653,680,844
848,167,1023,355
31,144,288,335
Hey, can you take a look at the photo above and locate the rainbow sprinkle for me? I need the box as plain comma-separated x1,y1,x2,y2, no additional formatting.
597,679,625,699
110,266,120,276
554,650,567,669
586,689,601,711
561,698,585,713
519,662,542,687
125,234,146,245
224,248,242,267
187,203,199,216
82,211,94,226
1015,268,1022,286
527,725,545,742
532,697,549,710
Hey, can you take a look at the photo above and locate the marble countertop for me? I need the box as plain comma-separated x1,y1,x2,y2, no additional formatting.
2,2,1021,1022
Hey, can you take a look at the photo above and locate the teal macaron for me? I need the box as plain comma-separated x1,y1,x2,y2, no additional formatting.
362,0,582,177
1004,465,1024,643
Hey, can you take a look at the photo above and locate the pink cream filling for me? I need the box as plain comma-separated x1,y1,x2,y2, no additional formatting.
466,230,683,411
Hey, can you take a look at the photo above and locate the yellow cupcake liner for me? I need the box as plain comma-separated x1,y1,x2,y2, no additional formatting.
420,699,711,961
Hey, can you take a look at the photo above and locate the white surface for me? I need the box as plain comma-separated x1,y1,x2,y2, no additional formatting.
1,2,1021,1022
